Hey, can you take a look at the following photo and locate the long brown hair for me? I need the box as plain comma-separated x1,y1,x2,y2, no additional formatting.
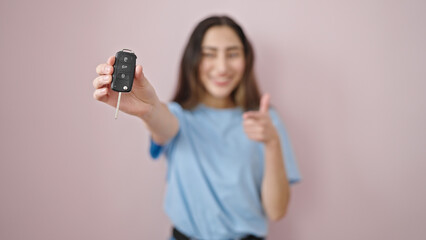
172,15,261,111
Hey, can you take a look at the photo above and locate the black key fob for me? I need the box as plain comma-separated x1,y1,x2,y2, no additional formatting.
111,49,137,92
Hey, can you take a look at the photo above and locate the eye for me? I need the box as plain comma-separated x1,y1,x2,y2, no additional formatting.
202,52,215,58
228,52,240,58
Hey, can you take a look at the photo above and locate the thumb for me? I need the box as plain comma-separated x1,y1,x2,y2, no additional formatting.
133,65,146,86
107,56,115,65
259,94,270,113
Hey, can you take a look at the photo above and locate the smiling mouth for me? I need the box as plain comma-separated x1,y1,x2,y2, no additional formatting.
212,78,232,86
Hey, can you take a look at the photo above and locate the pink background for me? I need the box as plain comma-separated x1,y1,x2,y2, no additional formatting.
1,0,425,239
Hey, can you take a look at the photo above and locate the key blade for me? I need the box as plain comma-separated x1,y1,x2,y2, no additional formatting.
115,92,122,119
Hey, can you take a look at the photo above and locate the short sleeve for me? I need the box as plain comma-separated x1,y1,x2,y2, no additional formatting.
269,108,302,184
149,102,183,159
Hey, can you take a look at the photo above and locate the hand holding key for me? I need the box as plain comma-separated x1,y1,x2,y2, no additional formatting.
93,52,160,119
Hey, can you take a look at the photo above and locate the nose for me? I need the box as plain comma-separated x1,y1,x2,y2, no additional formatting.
215,53,228,75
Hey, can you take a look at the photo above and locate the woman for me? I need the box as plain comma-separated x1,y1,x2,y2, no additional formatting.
93,15,301,240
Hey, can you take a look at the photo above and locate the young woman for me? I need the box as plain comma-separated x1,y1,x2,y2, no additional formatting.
93,15,301,240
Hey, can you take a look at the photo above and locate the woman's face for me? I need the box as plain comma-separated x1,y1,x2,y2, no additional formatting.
199,26,245,104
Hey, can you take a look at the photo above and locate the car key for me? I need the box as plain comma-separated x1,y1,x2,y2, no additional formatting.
111,49,137,119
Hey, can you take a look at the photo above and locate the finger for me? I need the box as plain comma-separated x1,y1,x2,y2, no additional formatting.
96,63,114,75
259,93,270,113
243,118,258,127
93,88,109,101
244,132,263,142
244,127,263,135
93,75,112,89
243,111,263,119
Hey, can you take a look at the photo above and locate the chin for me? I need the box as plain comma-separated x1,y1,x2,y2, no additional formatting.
207,88,234,99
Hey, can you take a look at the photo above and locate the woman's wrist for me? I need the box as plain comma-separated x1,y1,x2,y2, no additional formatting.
138,98,161,122
264,130,280,148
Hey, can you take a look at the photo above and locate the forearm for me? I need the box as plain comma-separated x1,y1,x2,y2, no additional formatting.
261,138,290,221
140,99,179,145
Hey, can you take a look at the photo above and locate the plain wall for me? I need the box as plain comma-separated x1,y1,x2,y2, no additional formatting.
1,0,425,239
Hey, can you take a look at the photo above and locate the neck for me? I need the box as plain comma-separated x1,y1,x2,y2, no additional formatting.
201,95,235,109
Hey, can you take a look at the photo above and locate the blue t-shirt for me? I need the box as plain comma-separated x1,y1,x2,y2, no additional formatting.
150,102,301,239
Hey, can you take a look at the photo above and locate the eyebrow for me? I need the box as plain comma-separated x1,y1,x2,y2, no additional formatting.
202,46,243,51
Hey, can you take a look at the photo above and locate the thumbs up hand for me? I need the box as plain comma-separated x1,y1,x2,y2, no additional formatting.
243,94,279,145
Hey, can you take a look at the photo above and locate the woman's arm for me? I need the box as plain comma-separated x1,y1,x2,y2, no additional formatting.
243,94,290,221
261,138,290,221
93,56,179,144
140,100,179,145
